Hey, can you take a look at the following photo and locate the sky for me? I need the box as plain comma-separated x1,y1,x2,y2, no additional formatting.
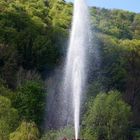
66,0,140,13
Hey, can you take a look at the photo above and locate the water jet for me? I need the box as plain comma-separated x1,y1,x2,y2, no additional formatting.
63,0,90,139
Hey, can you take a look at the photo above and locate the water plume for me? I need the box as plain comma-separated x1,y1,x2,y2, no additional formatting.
63,0,90,138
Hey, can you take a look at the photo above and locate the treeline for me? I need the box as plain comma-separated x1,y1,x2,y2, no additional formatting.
84,7,140,140
90,7,140,125
0,0,140,139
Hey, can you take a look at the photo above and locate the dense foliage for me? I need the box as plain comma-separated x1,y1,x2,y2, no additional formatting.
10,122,40,140
0,96,18,140
0,0,140,139
41,127,73,140
82,91,132,140
12,80,46,126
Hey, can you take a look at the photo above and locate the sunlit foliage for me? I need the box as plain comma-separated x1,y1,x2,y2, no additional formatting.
82,91,132,140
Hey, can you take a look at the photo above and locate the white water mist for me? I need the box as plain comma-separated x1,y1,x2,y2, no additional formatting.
63,0,90,139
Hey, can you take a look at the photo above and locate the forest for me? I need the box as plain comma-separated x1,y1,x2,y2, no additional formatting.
0,0,140,139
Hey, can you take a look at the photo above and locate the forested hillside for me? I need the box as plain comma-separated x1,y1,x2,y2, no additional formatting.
0,0,140,139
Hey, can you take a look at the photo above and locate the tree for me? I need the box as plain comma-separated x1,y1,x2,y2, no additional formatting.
120,39,140,126
0,83,13,97
0,96,18,140
12,81,46,126
10,121,40,140
0,0,62,86
41,126,74,140
97,33,127,91
82,91,132,140
132,14,140,39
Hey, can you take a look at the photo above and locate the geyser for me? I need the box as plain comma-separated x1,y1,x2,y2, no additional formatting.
63,0,90,139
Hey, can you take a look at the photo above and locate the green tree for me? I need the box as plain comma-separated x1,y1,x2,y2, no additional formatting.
132,14,140,39
10,121,40,140
96,33,127,91
12,81,46,126
82,91,132,140
120,39,140,126
0,96,18,140
0,83,13,97
41,126,74,140
0,0,62,88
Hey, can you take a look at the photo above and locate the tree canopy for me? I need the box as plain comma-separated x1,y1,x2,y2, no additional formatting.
83,91,132,140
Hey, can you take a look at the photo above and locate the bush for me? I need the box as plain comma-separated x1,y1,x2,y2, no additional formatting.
0,96,18,140
10,121,40,140
41,126,74,140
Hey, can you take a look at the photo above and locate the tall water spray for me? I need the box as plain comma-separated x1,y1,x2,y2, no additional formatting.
63,0,90,139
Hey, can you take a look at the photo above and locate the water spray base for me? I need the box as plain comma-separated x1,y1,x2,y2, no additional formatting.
63,138,84,140
72,139,84,140
72,139,83,140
